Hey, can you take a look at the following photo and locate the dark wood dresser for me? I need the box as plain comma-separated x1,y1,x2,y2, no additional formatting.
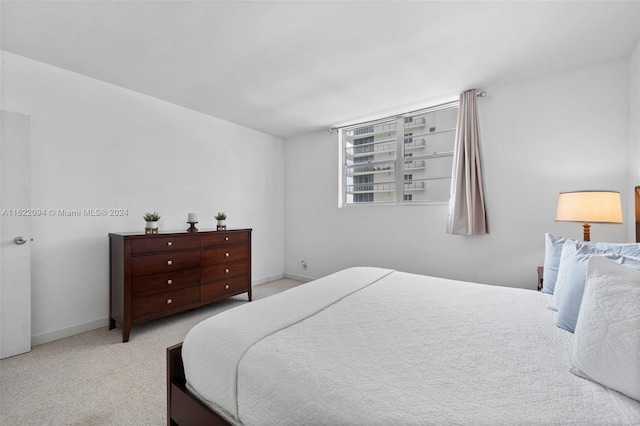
109,228,251,342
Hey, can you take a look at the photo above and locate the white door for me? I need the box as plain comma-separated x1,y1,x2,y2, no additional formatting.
1,110,32,359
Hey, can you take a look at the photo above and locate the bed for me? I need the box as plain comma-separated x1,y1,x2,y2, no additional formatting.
167,258,640,425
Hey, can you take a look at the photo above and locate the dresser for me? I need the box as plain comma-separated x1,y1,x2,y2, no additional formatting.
109,229,251,342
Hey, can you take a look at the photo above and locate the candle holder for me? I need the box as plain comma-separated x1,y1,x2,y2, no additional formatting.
187,222,198,232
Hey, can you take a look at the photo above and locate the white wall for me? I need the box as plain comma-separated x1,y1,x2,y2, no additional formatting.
284,59,631,289
629,41,640,243
1,52,285,344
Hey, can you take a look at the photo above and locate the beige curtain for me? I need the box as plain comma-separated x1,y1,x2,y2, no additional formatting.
446,89,488,235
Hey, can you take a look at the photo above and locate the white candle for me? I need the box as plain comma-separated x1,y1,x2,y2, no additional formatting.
188,212,197,222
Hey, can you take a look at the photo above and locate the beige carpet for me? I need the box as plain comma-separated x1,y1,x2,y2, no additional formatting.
0,278,303,425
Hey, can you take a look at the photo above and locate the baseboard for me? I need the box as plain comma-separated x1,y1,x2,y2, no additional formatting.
31,317,107,347
284,272,315,282
252,273,285,286
31,274,302,346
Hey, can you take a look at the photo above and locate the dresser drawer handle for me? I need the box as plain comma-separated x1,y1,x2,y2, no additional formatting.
225,268,230,274
167,298,172,304
225,284,230,290
167,260,173,266
167,279,173,285
225,236,229,241
225,252,230,257
167,241,172,246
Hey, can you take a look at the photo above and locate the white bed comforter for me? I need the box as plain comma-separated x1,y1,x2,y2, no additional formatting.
183,267,640,425
183,267,394,423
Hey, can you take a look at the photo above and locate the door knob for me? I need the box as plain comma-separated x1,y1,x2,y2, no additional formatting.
13,236,26,245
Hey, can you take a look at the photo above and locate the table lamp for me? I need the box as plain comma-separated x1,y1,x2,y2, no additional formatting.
555,190,623,241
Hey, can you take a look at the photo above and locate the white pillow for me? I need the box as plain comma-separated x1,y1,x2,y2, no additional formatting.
570,256,640,401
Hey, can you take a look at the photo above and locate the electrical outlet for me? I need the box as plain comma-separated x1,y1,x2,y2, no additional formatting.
301,260,308,270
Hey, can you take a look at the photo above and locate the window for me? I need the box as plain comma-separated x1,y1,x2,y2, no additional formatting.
340,102,458,206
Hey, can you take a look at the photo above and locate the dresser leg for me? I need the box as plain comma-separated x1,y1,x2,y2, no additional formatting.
109,317,116,330
122,322,131,343
248,288,252,302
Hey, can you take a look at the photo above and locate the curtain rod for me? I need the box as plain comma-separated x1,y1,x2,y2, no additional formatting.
328,90,487,132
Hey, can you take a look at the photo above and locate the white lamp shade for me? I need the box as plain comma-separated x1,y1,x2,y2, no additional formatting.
556,191,623,224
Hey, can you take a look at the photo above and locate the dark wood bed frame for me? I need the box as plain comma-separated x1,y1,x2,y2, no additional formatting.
167,343,231,426
167,186,640,425
635,186,640,243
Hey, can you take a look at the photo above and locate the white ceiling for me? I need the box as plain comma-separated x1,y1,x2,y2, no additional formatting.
1,1,639,139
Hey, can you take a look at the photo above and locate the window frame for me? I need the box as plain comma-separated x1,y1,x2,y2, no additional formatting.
338,101,459,208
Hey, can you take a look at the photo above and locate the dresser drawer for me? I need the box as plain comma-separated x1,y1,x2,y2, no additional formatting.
132,286,199,320
131,250,200,277
201,244,249,265
132,268,200,296
201,275,249,301
201,260,250,283
131,236,200,254
201,231,249,248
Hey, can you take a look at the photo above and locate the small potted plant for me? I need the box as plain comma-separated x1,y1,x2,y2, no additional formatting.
215,211,227,231
143,212,161,234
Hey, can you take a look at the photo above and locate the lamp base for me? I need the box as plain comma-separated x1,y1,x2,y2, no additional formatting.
582,223,591,241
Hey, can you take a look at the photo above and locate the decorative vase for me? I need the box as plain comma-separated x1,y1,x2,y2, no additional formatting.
145,221,158,234
217,220,226,231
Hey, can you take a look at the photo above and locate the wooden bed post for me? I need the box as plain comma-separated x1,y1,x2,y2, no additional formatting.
167,343,183,426
635,186,640,243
